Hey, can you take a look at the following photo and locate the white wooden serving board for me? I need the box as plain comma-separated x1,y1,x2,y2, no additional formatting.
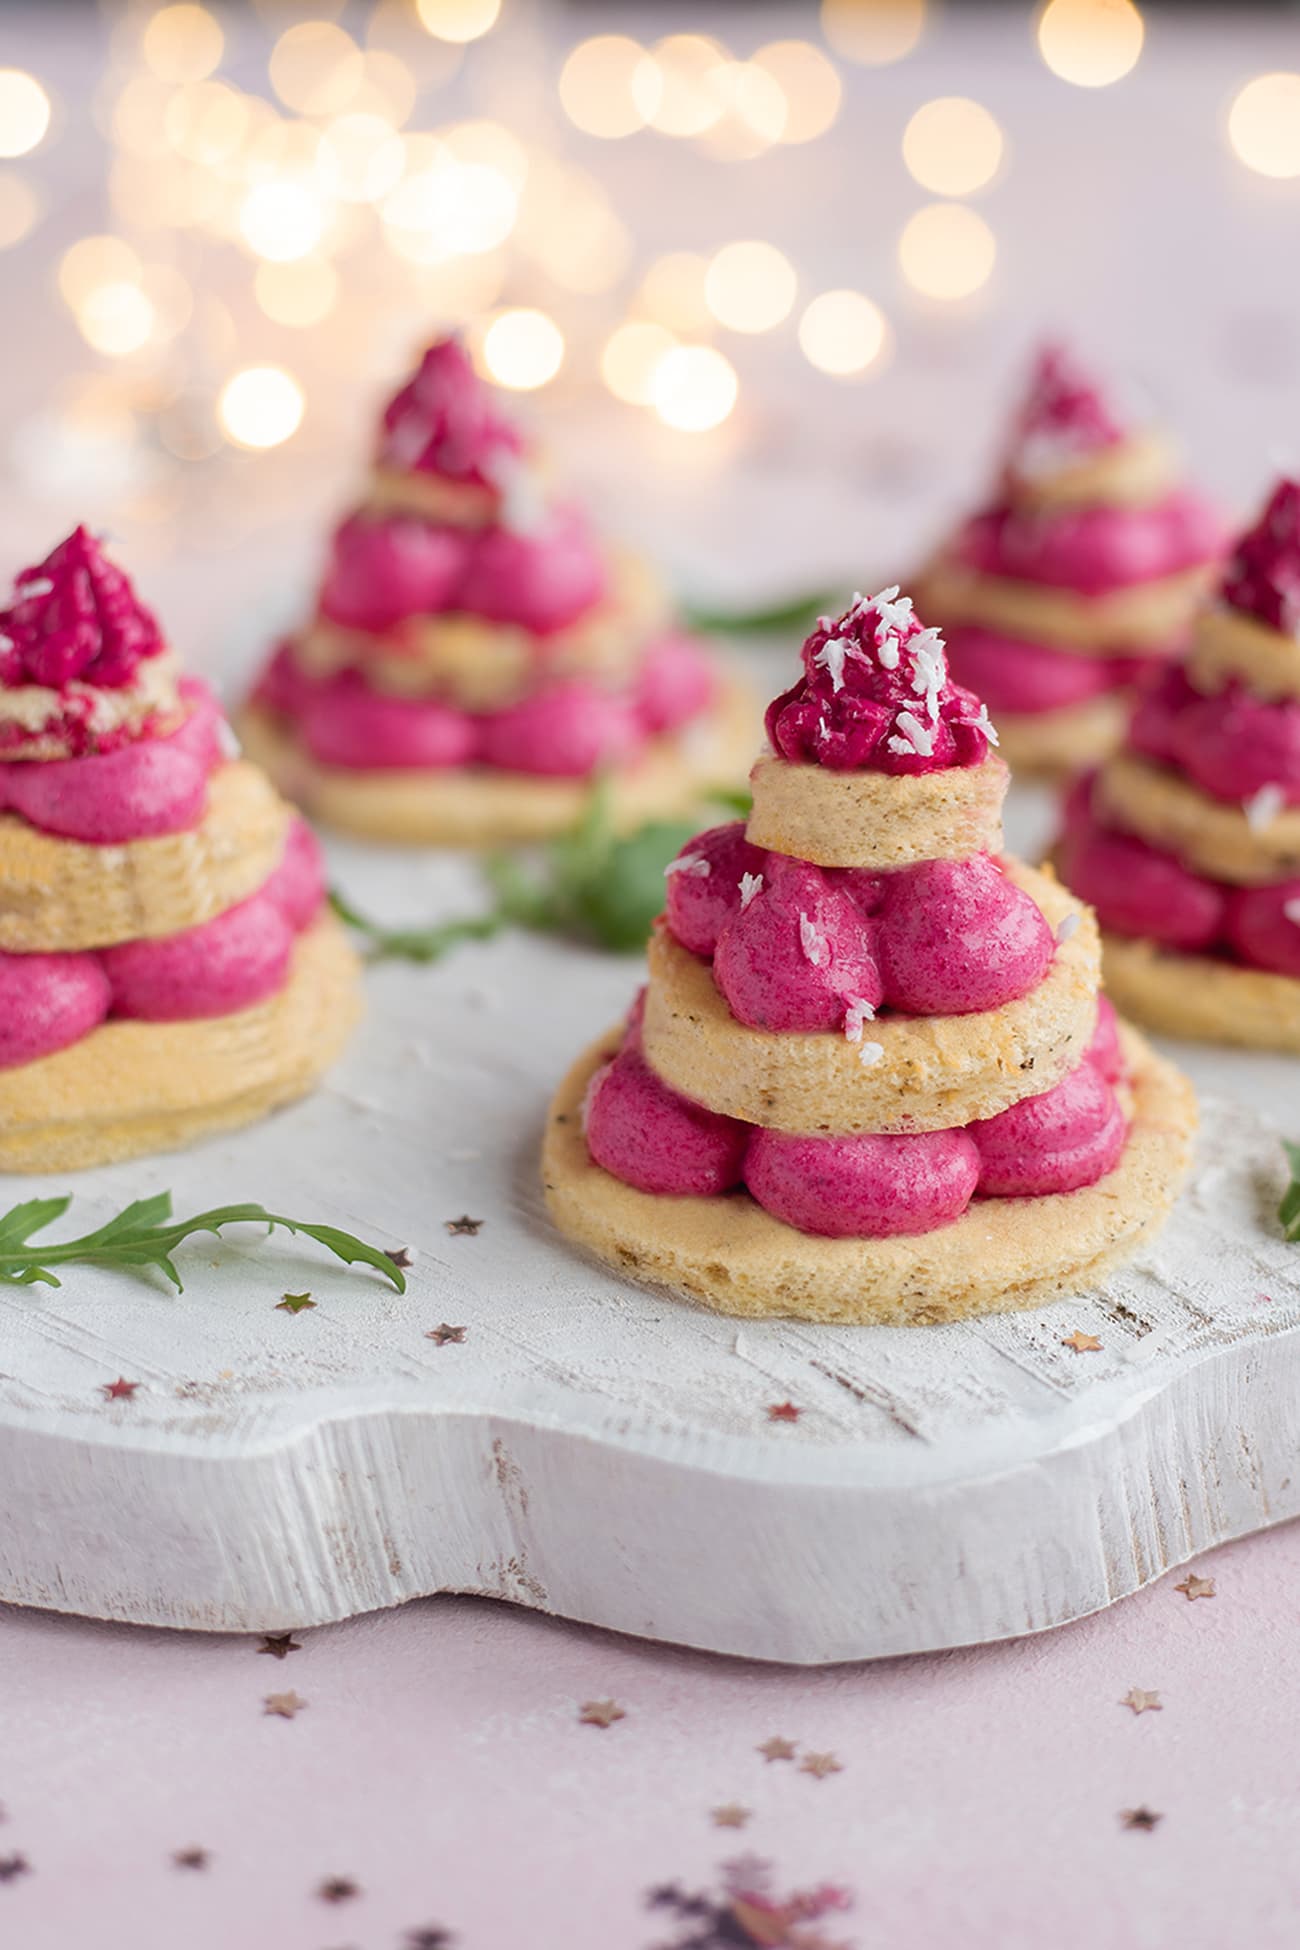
1,794,1299,1666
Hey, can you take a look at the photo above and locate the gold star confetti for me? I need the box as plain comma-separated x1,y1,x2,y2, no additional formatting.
1121,1806,1162,1831
1175,1573,1216,1601
757,1735,797,1762
1061,1330,1102,1353
0,1855,30,1883
172,1847,210,1870
579,1699,625,1728
257,1633,302,1660
711,1804,751,1828
318,1876,360,1902
766,1401,800,1423
1120,1688,1162,1715
263,1690,307,1719
799,1751,843,1779
100,1376,141,1400
444,1215,483,1236
426,1324,467,1346
276,1292,316,1314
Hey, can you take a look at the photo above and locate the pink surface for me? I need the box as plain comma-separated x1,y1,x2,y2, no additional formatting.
3,1528,1298,1950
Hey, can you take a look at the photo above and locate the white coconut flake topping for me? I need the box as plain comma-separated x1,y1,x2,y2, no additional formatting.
843,997,877,1042
813,635,856,693
798,912,829,967
1245,783,1286,832
664,853,710,879
909,625,948,722
738,871,764,910
886,709,936,758
858,1040,885,1068
19,577,53,600
1285,897,1300,926
972,701,1000,748
1055,912,1081,945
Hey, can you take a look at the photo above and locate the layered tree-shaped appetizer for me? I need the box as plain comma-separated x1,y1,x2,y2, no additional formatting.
1058,478,1300,1050
544,587,1194,1324
240,336,752,845
915,345,1222,777
0,528,359,1170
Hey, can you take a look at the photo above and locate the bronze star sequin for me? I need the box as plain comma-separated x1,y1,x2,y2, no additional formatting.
404,1930,454,1949
276,1292,316,1314
1121,1807,1163,1831
757,1735,797,1762
387,1247,414,1268
444,1216,483,1237
257,1633,302,1660
1120,1688,1163,1715
1175,1573,1216,1601
318,1876,360,1903
172,1847,210,1870
0,1855,30,1883
711,1804,751,1829
579,1699,625,1728
263,1690,307,1719
426,1324,467,1346
766,1402,800,1423
100,1377,140,1400
799,1751,843,1779
1061,1331,1103,1353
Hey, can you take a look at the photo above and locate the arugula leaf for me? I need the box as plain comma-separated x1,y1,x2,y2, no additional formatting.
0,1195,407,1294
681,587,843,637
328,889,506,964
1280,1139,1300,1242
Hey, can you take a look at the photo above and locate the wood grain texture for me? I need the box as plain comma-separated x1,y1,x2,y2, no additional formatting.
0,829,1297,1664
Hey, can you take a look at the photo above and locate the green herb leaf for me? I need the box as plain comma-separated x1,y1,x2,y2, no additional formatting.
1280,1139,1300,1241
328,888,506,964
681,587,843,637
0,1195,407,1294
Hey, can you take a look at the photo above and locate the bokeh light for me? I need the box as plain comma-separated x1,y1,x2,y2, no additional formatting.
0,175,41,250
0,70,51,159
239,181,327,262
163,81,249,166
416,0,501,44
899,203,997,299
320,113,406,202
1228,74,1300,180
59,236,142,310
219,366,305,449
701,62,788,160
752,41,842,144
704,241,797,334
269,22,364,116
601,322,678,405
1037,0,1144,89
482,309,564,390
140,6,224,85
559,36,659,139
820,0,926,68
799,290,889,375
651,345,738,432
639,36,727,138
254,256,339,327
903,98,1004,195
77,282,156,358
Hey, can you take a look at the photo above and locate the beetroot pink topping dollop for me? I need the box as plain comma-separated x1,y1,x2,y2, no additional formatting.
378,336,522,486
970,1059,1126,1197
0,527,163,690
664,821,768,960
943,624,1134,714
1058,787,1225,950
301,669,480,773
1224,881,1300,980
765,587,995,774
954,490,1221,596
585,1043,747,1197
635,635,717,735
321,515,470,632
1002,343,1128,487
1219,477,1300,636
712,854,883,1033
874,856,1055,1016
1127,664,1300,805
480,681,645,778
745,1125,980,1239
0,952,112,1068
1087,994,1124,1084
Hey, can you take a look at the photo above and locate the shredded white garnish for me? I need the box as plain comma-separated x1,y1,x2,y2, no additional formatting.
19,577,53,599
664,853,710,879
1245,783,1286,832
843,997,877,1042
909,625,948,722
1055,912,1081,944
1284,897,1300,927
887,709,936,758
798,912,829,967
216,718,243,762
858,1040,885,1068
813,636,855,693
973,701,1000,747
738,871,764,910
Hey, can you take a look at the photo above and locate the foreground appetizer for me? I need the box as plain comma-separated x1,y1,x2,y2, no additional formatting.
240,336,752,845
914,344,1222,776
544,587,1194,1323
1058,478,1300,1049
0,528,359,1170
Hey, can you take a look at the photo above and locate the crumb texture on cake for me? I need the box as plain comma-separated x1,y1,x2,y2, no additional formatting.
746,751,1007,869
1100,932,1300,1051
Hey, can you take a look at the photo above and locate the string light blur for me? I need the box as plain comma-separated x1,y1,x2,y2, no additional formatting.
903,99,1004,196
416,0,502,45
899,203,997,300
218,366,305,449
0,70,51,158
1227,74,1300,180
751,42,841,145
639,36,727,138
704,241,797,334
140,6,224,85
559,37,659,139
0,175,40,249
254,257,339,328
799,291,889,376
601,322,678,405
638,253,713,334
651,345,738,432
1037,0,1144,89
482,309,564,390
820,0,926,68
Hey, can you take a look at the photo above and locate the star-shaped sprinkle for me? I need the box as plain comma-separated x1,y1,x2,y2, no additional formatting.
404,1930,454,1950
426,1324,467,1346
318,1876,360,1903
1121,1807,1162,1831
757,1735,796,1762
172,1847,210,1870
1062,1330,1102,1353
1175,1573,1216,1601
257,1632,302,1660
100,1377,140,1400
1120,1688,1162,1715
579,1699,625,1728
0,1855,30,1883
799,1751,843,1779
711,1804,751,1829
444,1216,482,1237
276,1292,316,1314
263,1690,307,1719
766,1401,800,1423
